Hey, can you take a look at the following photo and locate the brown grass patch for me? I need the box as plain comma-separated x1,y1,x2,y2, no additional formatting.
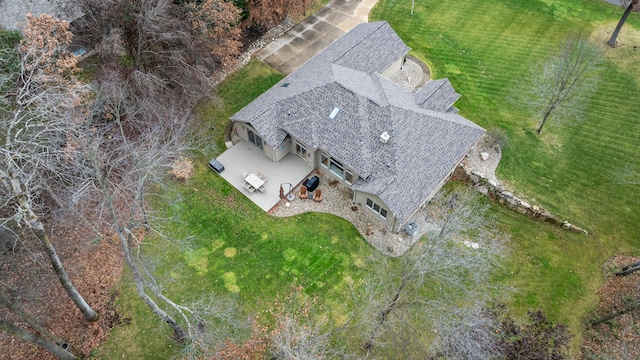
591,22,640,75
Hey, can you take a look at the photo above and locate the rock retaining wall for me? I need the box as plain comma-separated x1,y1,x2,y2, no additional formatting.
452,165,589,235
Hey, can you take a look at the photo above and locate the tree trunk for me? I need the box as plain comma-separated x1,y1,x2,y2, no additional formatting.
8,170,98,322
34,227,99,322
591,299,640,326
615,261,640,276
363,279,407,352
608,2,635,47
0,319,78,360
536,108,553,134
116,228,188,342
0,293,65,344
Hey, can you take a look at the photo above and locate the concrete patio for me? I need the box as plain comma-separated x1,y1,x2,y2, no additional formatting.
215,141,313,211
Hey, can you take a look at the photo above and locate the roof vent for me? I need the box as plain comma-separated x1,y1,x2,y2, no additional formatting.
329,107,340,120
379,132,390,144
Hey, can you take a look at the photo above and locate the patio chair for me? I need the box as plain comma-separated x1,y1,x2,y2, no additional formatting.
243,182,255,193
258,184,266,192
313,189,322,202
257,170,268,182
242,171,249,178
299,185,308,199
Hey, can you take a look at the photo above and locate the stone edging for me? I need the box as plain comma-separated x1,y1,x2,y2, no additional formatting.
452,165,589,235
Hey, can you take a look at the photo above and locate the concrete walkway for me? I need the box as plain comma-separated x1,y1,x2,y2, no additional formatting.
256,0,380,74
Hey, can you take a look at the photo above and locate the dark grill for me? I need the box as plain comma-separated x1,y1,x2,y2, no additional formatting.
303,176,319,192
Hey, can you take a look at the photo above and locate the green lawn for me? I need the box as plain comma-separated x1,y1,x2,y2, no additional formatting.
371,0,640,349
96,0,640,357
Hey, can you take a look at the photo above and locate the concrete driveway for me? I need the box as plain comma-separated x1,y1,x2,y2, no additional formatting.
256,0,379,74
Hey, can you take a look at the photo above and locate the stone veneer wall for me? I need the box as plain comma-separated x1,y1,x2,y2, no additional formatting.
451,165,589,235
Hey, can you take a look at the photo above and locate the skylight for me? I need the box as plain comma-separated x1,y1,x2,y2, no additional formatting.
329,107,340,120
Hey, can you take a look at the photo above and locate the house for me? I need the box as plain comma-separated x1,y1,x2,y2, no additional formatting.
231,21,484,233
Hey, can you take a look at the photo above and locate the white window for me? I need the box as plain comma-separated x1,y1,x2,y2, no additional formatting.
329,158,344,178
320,152,357,184
295,141,307,159
248,129,263,150
320,154,329,168
345,170,354,184
366,198,388,219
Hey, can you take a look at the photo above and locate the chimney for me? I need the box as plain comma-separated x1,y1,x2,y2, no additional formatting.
379,132,390,144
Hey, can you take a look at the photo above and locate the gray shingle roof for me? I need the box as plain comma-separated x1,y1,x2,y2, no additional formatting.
414,78,461,112
231,21,484,225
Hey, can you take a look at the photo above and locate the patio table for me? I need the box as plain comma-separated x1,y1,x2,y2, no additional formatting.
245,173,266,191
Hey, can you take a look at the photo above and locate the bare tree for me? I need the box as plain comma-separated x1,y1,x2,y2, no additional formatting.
608,0,640,47
357,187,508,358
0,286,79,359
264,286,347,360
247,0,314,29
0,320,77,360
72,0,217,119
429,307,501,360
184,0,243,67
65,96,244,356
0,14,97,322
617,164,640,185
513,37,602,134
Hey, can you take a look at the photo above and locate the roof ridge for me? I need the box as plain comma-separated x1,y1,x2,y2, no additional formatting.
357,94,372,177
331,22,387,67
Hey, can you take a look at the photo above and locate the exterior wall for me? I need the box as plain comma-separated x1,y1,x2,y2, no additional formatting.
290,137,315,166
381,55,406,78
353,191,396,230
263,144,278,162
233,121,249,143
274,138,291,162
233,122,275,160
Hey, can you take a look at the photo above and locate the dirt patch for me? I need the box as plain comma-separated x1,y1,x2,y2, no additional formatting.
581,255,640,359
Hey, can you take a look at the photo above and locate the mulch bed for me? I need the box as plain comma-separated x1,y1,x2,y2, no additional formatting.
581,255,640,359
